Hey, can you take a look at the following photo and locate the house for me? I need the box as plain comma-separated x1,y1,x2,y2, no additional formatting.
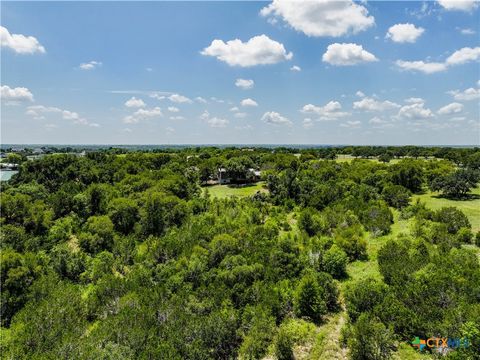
217,168,261,184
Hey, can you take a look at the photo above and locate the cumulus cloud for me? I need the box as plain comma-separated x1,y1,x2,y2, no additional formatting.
168,106,180,112
195,96,207,103
353,97,400,112
290,65,301,72
446,47,480,65
199,110,229,127
322,43,378,66
123,107,163,124
168,93,192,103
386,23,424,43
437,102,464,115
340,120,361,128
437,0,479,11
234,112,247,119
301,101,349,120
260,0,374,37
230,106,239,112
397,100,434,119
1,85,34,104
395,60,447,74
124,97,146,108
356,91,366,98
303,118,314,128
241,98,258,107
235,78,254,89
447,87,480,101
201,34,293,67
0,26,45,54
396,46,480,74
79,61,102,70
405,97,425,104
26,104,94,126
170,116,185,121
261,111,292,126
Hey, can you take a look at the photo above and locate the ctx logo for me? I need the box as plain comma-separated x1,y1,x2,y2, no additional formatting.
411,336,470,351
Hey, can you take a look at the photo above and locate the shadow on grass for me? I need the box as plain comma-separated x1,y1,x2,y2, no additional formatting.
431,194,480,201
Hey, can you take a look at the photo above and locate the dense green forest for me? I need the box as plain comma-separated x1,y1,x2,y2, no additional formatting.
1,146,479,359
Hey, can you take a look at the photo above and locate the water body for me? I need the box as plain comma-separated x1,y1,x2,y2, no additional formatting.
0,170,18,182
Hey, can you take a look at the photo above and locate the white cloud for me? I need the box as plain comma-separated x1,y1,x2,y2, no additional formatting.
230,106,239,112
437,102,464,115
123,107,163,124
356,91,365,98
340,120,361,128
322,43,378,66
261,111,292,126
369,116,387,124
303,118,314,128
26,105,92,125
396,46,480,74
207,117,229,128
79,61,102,70
437,0,479,11
386,23,424,43
124,97,146,108
397,102,434,119
168,93,192,103
241,98,258,107
0,26,45,54
235,78,254,89
445,47,480,65
460,28,476,35
234,112,247,119
290,65,302,72
260,0,374,37
447,87,480,101
405,97,425,104
170,116,185,121
199,110,229,127
168,106,180,112
1,85,34,103
395,60,447,74
201,34,293,67
301,101,349,120
353,97,400,111
195,96,207,103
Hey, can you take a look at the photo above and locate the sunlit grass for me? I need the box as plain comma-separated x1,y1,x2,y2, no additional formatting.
203,181,267,199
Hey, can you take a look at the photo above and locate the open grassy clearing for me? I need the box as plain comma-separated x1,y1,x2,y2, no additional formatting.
413,187,480,232
203,181,267,199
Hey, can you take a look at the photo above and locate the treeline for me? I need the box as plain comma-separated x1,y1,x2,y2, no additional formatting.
0,147,479,359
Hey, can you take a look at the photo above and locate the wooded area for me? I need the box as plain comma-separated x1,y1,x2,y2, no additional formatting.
1,146,479,359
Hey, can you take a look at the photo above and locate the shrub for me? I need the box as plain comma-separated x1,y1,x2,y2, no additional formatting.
322,245,348,279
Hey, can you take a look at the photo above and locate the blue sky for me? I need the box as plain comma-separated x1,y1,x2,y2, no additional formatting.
1,1,479,145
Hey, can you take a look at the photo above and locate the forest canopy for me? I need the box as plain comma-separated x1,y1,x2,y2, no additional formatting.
0,146,479,359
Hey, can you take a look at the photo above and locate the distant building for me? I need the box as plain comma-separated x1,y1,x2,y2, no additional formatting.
217,168,261,184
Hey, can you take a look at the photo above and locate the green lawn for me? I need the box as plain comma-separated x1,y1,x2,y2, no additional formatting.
412,187,480,232
203,181,267,199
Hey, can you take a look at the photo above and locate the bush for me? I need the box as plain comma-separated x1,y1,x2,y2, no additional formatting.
322,245,348,279
381,185,410,209
348,313,395,360
294,273,327,324
334,224,367,261
344,278,387,322
434,207,470,234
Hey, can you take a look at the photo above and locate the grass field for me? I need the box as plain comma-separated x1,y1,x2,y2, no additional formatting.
413,187,480,232
203,181,267,199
